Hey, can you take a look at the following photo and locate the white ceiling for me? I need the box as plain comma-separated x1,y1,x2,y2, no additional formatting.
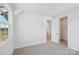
13,3,79,16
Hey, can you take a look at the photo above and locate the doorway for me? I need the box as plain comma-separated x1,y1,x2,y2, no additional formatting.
60,16,68,46
47,20,51,43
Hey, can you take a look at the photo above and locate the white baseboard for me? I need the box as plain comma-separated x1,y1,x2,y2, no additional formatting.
14,41,46,49
69,46,79,52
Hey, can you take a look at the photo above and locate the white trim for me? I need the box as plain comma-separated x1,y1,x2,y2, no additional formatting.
69,46,79,52
14,41,46,49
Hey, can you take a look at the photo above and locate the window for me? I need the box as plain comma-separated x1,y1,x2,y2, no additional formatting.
0,6,8,41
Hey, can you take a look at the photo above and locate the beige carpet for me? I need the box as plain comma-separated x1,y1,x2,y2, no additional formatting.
13,42,79,55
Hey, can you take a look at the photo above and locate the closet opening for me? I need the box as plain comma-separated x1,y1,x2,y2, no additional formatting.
60,16,68,47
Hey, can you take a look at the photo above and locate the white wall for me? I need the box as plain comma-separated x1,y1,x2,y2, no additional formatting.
51,18,60,43
68,16,79,51
14,12,47,49
0,40,13,55
14,5,79,52
52,7,79,51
